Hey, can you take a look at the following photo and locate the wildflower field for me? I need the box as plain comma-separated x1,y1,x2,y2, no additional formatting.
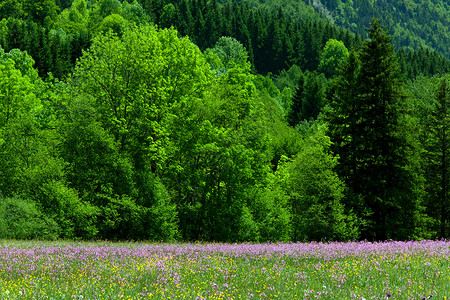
0,240,449,299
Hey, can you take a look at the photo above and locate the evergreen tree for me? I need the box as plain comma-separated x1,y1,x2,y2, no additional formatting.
327,50,363,211
328,20,421,240
424,78,450,238
23,0,59,25
287,73,305,127
300,72,326,121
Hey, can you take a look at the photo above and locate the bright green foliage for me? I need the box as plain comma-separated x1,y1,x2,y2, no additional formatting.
0,196,58,240
0,0,447,242
205,36,250,75
0,51,45,196
99,14,127,35
58,0,149,37
66,25,215,240
319,39,349,78
72,25,212,169
278,123,358,241
37,181,99,239
141,173,179,241
165,63,261,241
0,49,83,241
0,48,40,83
0,54,38,129
248,183,292,242
274,64,304,114
58,0,90,32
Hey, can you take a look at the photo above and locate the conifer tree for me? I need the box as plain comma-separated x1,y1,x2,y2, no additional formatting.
425,78,450,238
287,73,305,127
328,20,421,240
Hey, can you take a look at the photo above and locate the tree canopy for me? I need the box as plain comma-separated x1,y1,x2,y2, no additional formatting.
0,1,449,242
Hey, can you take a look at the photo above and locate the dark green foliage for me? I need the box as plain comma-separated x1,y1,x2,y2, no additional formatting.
299,72,327,121
134,0,360,74
287,71,327,126
423,78,450,238
398,48,450,79
0,0,24,19
317,0,450,59
0,0,445,81
58,97,135,204
23,0,59,25
287,73,305,127
328,20,423,240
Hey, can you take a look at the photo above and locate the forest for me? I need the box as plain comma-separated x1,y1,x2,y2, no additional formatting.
0,0,449,242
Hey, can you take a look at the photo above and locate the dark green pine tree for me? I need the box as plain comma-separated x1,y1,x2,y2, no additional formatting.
37,27,52,77
300,72,326,121
301,21,322,71
249,11,267,73
424,78,450,238
176,0,194,37
203,0,219,48
70,29,92,65
192,4,206,49
5,18,26,51
287,73,305,127
328,19,420,240
49,29,72,79
327,51,363,210
23,0,59,25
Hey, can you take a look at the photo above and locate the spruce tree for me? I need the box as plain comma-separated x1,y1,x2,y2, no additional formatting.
300,72,326,121
327,50,361,198
328,20,420,240
425,78,450,238
287,73,305,127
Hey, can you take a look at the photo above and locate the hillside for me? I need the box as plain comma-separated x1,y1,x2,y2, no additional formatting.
309,0,450,59
240,0,449,59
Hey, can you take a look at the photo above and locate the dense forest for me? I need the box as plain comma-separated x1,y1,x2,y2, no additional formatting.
312,0,449,59
0,0,449,242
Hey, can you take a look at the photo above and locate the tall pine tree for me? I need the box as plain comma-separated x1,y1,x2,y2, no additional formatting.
328,19,422,240
424,78,450,238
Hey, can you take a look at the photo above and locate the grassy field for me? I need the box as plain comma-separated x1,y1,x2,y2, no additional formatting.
0,240,449,299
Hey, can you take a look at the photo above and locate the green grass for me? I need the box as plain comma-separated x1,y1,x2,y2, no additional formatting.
0,240,449,299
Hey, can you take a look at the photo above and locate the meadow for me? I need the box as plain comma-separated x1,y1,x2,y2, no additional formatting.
0,240,449,299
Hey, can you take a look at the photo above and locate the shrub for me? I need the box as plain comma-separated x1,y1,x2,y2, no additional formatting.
0,195,58,239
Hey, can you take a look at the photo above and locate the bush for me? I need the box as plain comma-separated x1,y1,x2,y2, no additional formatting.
38,181,99,239
0,195,58,239
249,185,292,242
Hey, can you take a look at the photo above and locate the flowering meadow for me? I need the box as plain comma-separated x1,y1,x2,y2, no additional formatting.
0,240,449,299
